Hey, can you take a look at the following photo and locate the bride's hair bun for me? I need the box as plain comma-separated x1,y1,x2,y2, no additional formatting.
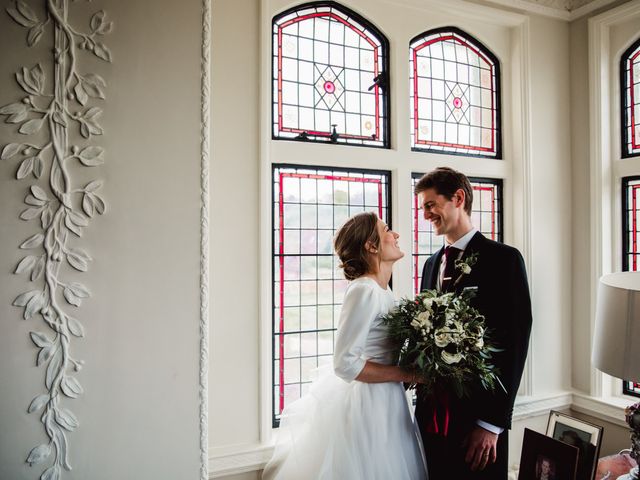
334,212,380,281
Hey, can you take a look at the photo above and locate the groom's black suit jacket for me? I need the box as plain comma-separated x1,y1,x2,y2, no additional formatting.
416,232,532,477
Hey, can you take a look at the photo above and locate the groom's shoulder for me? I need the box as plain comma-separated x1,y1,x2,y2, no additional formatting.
477,234,523,261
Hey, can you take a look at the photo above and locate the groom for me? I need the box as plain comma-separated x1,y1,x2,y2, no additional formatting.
415,167,532,479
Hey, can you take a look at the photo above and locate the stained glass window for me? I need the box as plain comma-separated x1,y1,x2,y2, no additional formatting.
410,27,501,158
412,174,502,293
272,165,390,425
622,38,640,158
272,2,389,147
621,177,640,397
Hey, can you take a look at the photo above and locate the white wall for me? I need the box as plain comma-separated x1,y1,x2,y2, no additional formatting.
0,0,204,478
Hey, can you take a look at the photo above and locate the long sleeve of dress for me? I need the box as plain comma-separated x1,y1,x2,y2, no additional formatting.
333,281,377,382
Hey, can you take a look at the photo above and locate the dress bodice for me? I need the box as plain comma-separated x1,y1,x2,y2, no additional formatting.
333,277,397,382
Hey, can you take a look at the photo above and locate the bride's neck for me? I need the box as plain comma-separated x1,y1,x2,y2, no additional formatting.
364,262,393,290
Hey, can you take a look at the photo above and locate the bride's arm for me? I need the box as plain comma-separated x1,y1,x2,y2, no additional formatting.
355,361,416,384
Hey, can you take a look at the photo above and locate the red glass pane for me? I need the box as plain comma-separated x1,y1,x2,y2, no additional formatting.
272,166,390,425
622,40,640,157
410,28,501,158
273,3,388,147
411,174,502,293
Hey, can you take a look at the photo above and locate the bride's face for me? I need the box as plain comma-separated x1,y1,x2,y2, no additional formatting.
375,219,404,263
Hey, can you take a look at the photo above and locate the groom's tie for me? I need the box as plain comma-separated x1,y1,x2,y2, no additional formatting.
440,246,461,292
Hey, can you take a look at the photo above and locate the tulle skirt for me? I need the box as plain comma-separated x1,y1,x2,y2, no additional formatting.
262,367,428,480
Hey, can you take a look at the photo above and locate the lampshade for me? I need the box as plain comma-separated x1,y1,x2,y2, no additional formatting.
592,271,640,383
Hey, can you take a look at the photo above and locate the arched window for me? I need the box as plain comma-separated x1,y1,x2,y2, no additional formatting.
622,37,640,158
410,27,501,158
272,2,389,147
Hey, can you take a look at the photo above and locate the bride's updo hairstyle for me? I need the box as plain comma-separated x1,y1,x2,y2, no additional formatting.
334,212,380,281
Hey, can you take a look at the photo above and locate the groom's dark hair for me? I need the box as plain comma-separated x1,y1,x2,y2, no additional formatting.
414,167,473,216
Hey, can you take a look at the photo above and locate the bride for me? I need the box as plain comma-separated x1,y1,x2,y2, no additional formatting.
262,212,427,480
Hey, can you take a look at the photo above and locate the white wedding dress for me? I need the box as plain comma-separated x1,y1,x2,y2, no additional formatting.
262,277,427,480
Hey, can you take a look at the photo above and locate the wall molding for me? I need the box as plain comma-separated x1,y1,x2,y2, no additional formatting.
1,1,111,478
200,0,211,478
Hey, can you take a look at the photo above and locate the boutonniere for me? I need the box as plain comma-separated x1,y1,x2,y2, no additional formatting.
454,252,478,284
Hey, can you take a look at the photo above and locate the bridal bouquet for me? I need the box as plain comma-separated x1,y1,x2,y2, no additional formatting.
383,287,504,398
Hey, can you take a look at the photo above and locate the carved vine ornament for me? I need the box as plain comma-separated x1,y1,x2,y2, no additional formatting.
1,1,111,478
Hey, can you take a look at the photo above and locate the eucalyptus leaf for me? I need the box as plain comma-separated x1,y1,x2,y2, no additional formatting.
16,70,38,95
27,394,49,413
90,11,105,31
25,194,45,206
37,345,53,366
55,407,79,431
85,180,103,192
13,290,39,307
31,256,45,281
29,331,51,348
17,156,34,179
67,317,84,337
93,42,112,62
82,78,105,99
20,233,44,249
63,287,81,307
20,206,42,220
0,102,27,115
52,111,66,127
26,444,50,466
45,349,62,390
6,7,35,27
78,146,104,166
68,282,90,298
82,194,95,217
16,0,38,23
68,210,88,227
31,185,47,200
15,255,37,274
94,194,106,214
84,73,106,88
32,156,43,178
7,110,29,124
79,120,90,138
24,291,45,319
97,21,114,35
67,251,88,271
27,23,44,47
40,465,60,480
30,64,44,94
74,81,87,106
52,425,70,470
64,214,82,237
61,376,83,398
19,118,44,135
1,143,23,159
40,208,52,229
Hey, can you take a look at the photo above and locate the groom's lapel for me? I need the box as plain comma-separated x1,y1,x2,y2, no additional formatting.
427,247,445,290
452,232,484,291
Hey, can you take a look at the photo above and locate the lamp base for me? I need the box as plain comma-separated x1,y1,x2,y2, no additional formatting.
617,466,639,480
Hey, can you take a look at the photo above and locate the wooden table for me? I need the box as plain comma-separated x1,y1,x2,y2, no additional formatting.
596,453,637,479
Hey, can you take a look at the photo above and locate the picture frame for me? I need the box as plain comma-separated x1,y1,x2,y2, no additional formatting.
546,410,604,480
518,428,579,480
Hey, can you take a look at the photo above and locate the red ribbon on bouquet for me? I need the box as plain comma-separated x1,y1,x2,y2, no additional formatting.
424,388,451,437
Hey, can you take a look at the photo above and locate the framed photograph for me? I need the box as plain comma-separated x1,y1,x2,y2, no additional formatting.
546,410,603,480
518,428,579,480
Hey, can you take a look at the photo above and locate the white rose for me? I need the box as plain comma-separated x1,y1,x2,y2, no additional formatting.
461,264,471,274
434,329,451,348
423,297,434,310
441,350,464,364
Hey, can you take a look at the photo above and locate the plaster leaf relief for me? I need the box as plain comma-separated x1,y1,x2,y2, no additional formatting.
1,0,111,478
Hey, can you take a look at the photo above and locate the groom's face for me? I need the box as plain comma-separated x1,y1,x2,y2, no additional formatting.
419,188,461,237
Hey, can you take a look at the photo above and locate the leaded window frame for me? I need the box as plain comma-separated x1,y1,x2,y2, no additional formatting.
271,164,392,426
621,37,640,158
272,1,391,148
409,26,502,159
